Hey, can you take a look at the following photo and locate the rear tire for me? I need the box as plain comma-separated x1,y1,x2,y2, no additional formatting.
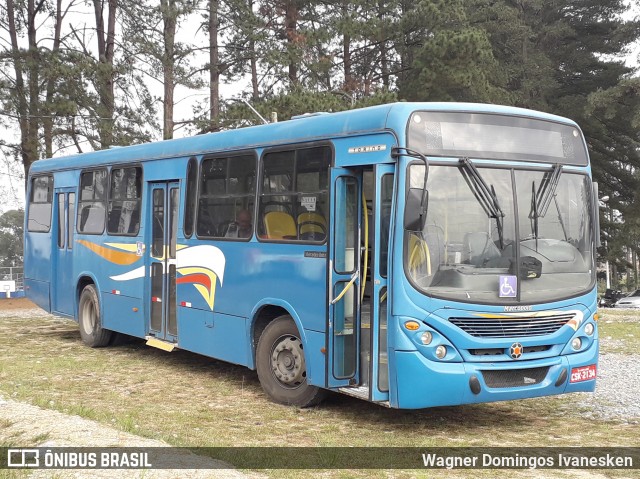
78,284,112,347
256,315,326,407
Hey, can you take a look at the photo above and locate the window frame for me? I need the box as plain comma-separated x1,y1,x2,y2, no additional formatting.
257,142,333,245
184,156,199,238
195,150,258,241
106,164,143,237
77,167,109,235
27,175,54,233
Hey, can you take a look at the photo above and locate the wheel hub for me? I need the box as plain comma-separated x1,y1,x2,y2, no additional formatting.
271,336,306,387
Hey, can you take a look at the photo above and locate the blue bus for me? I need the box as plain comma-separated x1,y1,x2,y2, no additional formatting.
24,102,599,408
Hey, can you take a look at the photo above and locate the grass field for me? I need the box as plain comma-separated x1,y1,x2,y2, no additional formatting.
0,305,639,478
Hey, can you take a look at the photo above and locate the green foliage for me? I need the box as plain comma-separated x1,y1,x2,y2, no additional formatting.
397,0,504,102
211,88,397,130
0,209,24,267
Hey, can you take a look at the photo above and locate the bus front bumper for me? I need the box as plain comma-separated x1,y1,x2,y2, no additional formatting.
391,340,598,409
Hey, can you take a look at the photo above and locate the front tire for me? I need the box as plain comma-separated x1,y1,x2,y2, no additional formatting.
78,284,112,347
256,315,326,407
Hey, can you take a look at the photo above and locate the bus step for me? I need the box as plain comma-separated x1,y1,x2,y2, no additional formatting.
338,386,369,400
145,336,177,352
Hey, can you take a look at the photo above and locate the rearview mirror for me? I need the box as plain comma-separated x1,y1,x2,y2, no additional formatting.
404,187,428,231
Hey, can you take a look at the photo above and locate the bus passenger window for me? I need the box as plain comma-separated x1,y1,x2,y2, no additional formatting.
259,146,330,242
78,169,107,234
184,157,198,238
108,166,142,235
27,176,53,232
197,153,256,239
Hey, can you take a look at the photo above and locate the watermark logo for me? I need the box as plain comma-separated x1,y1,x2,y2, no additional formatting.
7,449,39,468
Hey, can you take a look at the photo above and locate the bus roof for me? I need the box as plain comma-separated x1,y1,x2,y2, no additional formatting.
29,102,579,175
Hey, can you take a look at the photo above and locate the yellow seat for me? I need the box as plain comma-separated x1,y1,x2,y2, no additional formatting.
264,211,297,239
297,212,327,237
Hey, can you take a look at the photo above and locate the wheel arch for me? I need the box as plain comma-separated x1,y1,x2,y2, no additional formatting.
75,273,101,321
249,299,308,370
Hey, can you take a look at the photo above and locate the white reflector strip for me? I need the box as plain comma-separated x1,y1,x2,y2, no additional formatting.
111,290,120,295
180,301,192,308
152,296,162,303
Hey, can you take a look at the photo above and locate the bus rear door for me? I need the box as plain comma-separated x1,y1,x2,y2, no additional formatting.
52,188,76,316
147,181,180,345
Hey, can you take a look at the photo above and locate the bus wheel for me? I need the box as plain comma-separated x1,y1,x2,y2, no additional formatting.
256,315,326,407
78,284,112,348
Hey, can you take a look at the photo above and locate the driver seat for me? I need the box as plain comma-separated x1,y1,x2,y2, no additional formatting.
463,232,501,266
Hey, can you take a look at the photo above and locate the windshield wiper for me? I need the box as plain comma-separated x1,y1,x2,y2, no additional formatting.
458,158,505,249
529,163,563,244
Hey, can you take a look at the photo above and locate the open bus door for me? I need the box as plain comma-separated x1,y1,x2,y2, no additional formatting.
146,181,180,347
327,164,394,403
365,164,394,402
328,168,362,388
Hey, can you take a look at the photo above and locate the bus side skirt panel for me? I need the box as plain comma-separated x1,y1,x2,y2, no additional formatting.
101,292,146,338
24,278,51,313
179,310,250,367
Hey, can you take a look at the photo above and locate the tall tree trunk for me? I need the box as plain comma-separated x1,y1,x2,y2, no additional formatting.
285,0,298,86
378,1,389,88
162,0,177,140
249,0,259,101
633,250,638,289
44,0,64,158
7,0,40,186
209,0,220,131
342,1,353,92
93,0,117,148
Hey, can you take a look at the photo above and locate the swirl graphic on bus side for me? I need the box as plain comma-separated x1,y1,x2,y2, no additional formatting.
79,240,226,311
175,245,226,311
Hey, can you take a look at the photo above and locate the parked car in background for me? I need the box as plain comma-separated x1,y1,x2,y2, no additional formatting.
615,290,640,309
599,289,625,308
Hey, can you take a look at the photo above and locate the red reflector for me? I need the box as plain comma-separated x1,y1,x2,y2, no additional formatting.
152,296,162,303
180,301,192,308
570,364,597,383
111,290,120,295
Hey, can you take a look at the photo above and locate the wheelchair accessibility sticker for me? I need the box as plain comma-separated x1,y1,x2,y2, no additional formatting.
499,275,517,298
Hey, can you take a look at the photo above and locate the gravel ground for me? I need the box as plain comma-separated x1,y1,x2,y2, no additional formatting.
570,353,640,422
0,398,259,479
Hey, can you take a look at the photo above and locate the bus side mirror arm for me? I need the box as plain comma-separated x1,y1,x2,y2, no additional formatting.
404,187,428,232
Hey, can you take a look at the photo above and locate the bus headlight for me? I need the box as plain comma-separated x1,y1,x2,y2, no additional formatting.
435,345,447,359
584,323,594,336
571,338,582,351
420,331,433,345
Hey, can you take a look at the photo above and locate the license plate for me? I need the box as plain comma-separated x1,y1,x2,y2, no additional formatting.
570,364,597,383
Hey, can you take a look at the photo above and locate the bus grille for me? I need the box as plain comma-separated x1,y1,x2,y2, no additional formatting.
481,366,549,388
449,313,573,338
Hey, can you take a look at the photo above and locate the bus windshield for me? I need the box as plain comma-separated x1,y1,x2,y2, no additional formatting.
405,164,594,304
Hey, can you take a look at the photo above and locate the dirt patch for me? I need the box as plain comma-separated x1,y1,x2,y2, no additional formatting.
0,398,260,479
0,297,36,310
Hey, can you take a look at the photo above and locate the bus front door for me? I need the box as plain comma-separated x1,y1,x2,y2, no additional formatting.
147,181,180,344
328,169,362,388
366,165,394,402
